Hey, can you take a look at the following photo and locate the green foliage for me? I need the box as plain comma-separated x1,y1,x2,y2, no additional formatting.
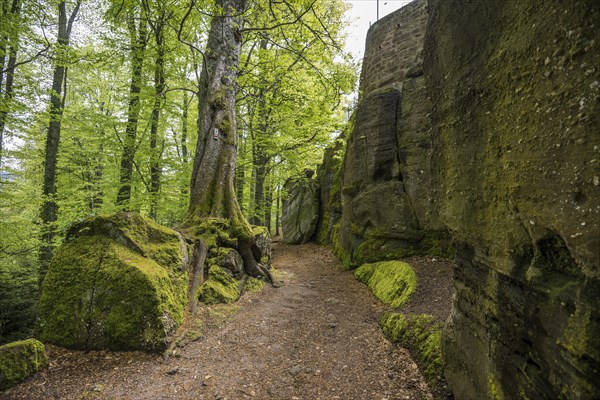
0,338,48,392
0,262,37,345
355,261,416,308
0,0,358,345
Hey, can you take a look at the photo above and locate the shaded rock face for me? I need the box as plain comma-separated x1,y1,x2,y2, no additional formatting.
337,0,452,267
423,0,600,398
38,213,188,352
315,138,344,245
282,175,320,245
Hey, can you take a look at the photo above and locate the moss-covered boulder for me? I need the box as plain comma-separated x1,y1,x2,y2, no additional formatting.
208,247,244,278
38,213,188,352
198,265,240,304
355,261,416,308
0,339,48,391
380,313,444,390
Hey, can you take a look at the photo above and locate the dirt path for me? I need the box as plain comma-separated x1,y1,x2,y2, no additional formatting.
3,243,433,400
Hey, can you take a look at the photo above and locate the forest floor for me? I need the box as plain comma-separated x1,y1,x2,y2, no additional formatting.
2,242,453,400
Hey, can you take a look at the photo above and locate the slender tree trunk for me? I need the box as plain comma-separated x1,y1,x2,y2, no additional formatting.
92,142,104,209
116,7,148,208
185,0,274,284
39,0,81,284
275,184,281,236
234,127,245,207
250,39,270,227
264,168,273,233
181,91,189,164
180,90,190,210
0,0,21,169
149,23,165,219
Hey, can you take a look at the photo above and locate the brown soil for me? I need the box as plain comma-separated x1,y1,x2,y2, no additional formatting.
2,243,452,400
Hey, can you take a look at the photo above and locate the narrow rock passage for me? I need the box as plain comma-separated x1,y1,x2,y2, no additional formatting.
3,243,432,400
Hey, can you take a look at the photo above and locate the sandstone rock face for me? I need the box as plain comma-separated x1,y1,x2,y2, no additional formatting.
38,213,188,352
282,176,320,245
336,0,452,268
315,138,344,245
423,0,600,397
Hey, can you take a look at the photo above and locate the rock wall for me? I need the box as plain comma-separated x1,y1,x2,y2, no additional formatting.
424,0,600,398
319,0,600,397
336,0,452,268
282,172,320,245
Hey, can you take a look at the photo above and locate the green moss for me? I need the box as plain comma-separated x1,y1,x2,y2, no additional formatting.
198,266,240,305
488,374,505,400
352,227,455,265
558,305,593,357
355,261,416,308
331,223,353,269
252,225,269,237
380,312,443,385
244,277,266,293
38,213,187,352
0,339,48,391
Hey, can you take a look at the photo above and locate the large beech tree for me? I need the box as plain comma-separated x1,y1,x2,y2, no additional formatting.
184,0,273,283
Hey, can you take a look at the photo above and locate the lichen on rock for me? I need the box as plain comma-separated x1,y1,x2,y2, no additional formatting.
0,339,48,391
355,261,416,308
38,212,188,352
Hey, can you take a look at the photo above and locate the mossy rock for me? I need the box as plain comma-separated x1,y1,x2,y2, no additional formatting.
38,212,187,352
380,312,443,386
208,247,244,278
244,277,266,293
0,339,48,391
355,261,416,308
252,225,272,266
198,266,240,305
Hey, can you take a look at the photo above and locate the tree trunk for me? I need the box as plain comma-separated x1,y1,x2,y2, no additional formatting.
149,22,165,219
234,127,245,208
116,7,148,208
0,0,21,169
249,39,270,227
185,0,274,285
180,90,190,210
39,0,81,284
264,170,273,233
275,184,281,236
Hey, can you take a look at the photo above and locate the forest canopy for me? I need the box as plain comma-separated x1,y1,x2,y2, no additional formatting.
0,0,357,343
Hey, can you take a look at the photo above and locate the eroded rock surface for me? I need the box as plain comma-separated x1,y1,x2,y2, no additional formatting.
282,173,320,245
424,0,600,397
335,0,452,268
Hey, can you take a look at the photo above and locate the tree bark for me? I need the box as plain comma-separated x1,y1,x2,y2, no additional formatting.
185,0,274,284
234,127,245,207
39,0,81,283
275,184,281,236
116,7,148,208
249,39,270,227
149,20,165,219
264,168,273,233
0,0,21,169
